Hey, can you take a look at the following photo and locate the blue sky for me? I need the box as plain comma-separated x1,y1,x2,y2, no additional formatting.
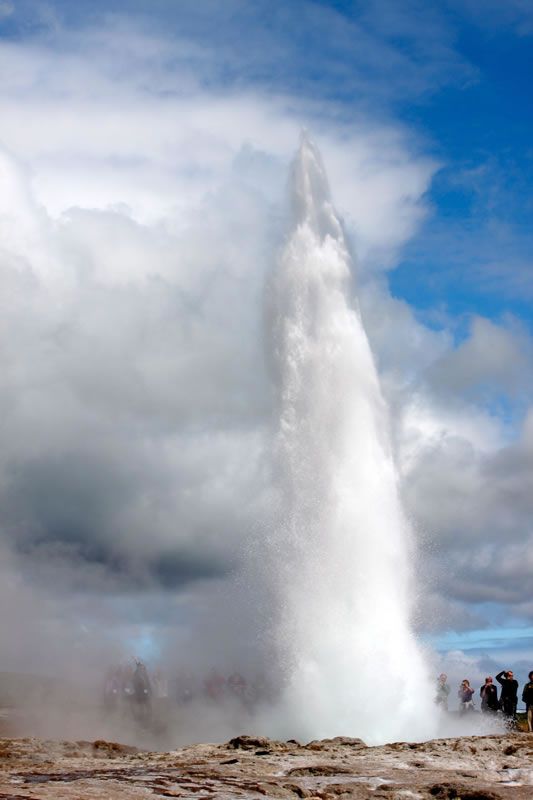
392,15,532,327
0,0,531,692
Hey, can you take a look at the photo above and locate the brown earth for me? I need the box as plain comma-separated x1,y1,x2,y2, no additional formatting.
0,731,532,799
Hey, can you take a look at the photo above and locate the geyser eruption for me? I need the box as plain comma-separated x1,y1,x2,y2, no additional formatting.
264,135,436,744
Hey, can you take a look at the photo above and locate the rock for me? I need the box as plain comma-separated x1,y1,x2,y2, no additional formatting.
428,783,503,799
0,732,532,799
91,740,139,757
226,734,293,751
288,764,353,776
305,736,367,750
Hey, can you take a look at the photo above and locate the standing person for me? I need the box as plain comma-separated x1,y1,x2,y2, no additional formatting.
103,666,121,713
435,673,450,710
152,668,169,701
227,672,248,703
132,660,152,726
152,668,169,724
204,669,226,702
495,669,518,724
458,679,475,714
522,671,533,732
479,676,498,713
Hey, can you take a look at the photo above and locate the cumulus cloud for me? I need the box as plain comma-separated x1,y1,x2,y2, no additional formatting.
0,16,439,673
387,317,533,629
0,5,531,687
354,269,533,636
0,30,436,264
426,316,533,401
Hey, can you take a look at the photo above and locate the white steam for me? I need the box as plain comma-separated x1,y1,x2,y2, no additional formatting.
259,135,436,744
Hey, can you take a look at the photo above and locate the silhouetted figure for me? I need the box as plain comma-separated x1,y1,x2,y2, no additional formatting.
495,669,518,725
435,673,450,711
120,664,135,705
175,669,196,705
103,667,121,712
227,672,248,702
204,669,225,702
132,660,152,726
152,669,168,700
479,676,498,713
522,671,533,732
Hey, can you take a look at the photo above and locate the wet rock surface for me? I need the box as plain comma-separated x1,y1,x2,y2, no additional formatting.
0,732,531,799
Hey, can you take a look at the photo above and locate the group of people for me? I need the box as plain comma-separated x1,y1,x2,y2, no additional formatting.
172,667,276,708
102,662,270,729
436,669,533,729
103,660,157,726
104,661,533,732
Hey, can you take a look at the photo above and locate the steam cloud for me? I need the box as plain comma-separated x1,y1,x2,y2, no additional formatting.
0,13,532,745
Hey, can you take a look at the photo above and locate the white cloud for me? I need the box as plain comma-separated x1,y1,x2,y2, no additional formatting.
0,9,531,681
391,353,533,625
353,278,533,632
0,21,436,266
427,316,533,400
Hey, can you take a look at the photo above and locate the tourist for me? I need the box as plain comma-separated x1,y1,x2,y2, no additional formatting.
227,671,248,702
479,676,498,713
103,666,121,712
458,679,475,713
204,669,226,702
435,673,450,710
521,671,533,733
120,663,135,703
152,669,169,701
132,660,152,726
495,669,518,724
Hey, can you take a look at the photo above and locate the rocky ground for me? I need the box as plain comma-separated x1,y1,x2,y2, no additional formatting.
0,731,531,799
